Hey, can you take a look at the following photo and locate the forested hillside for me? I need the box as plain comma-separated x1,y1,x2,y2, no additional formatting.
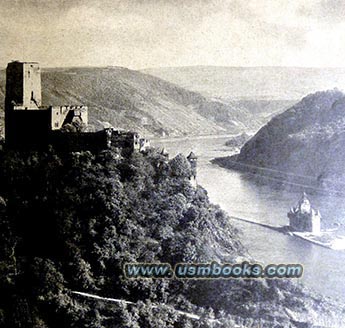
215,89,345,191
0,145,344,327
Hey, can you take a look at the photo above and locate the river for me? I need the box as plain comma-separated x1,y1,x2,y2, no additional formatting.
152,135,345,302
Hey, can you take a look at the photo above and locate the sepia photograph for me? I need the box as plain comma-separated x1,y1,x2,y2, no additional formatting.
1,0,345,327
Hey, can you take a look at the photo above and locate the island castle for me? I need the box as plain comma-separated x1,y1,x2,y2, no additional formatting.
4,61,150,153
288,192,321,235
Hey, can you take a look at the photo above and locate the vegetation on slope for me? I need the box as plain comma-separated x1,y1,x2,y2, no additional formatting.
0,67,263,138
214,89,345,191
0,145,344,327
224,133,251,148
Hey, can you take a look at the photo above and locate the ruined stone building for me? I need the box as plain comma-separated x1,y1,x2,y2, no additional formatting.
5,61,88,149
4,61,150,153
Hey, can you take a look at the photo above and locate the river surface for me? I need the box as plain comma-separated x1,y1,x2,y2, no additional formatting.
152,135,345,302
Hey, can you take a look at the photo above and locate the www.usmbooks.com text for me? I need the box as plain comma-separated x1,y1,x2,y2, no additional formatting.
124,262,303,279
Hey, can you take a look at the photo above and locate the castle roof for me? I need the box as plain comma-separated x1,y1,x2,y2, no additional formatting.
293,192,320,216
187,151,197,160
297,192,309,206
160,148,169,156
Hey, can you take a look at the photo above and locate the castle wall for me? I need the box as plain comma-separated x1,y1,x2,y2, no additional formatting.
4,61,144,155
110,131,140,152
5,62,23,109
311,214,321,235
50,106,88,130
289,212,321,234
47,129,144,154
48,130,110,152
5,110,50,149
139,138,151,152
23,63,41,108
289,214,311,232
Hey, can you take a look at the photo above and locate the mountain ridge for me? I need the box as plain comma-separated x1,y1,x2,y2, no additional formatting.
0,66,265,138
214,89,345,190
143,66,345,100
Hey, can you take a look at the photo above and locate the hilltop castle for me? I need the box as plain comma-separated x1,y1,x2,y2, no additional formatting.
4,61,149,153
3,61,198,185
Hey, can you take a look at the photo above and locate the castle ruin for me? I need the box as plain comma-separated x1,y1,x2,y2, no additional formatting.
4,61,149,153
3,61,199,185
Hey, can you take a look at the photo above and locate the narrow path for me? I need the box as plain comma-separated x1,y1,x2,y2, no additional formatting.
71,291,227,325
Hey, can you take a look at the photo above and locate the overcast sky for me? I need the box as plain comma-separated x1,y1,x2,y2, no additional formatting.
1,0,345,68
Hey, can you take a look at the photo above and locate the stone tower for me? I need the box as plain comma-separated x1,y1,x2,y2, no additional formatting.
5,61,42,110
5,61,46,148
187,152,197,176
187,151,197,187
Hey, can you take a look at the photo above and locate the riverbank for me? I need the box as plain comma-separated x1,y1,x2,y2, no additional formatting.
152,135,345,302
212,154,344,196
150,133,237,143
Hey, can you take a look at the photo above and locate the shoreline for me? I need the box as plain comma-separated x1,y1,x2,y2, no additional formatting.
231,215,345,251
212,155,344,196
150,133,238,143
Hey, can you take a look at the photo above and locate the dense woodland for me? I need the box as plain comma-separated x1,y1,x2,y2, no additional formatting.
0,144,343,327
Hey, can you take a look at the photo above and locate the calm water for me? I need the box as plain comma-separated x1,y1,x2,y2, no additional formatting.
153,135,345,301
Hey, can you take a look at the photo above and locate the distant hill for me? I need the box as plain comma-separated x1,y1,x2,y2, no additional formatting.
226,99,297,121
214,89,345,189
0,67,265,138
143,66,345,100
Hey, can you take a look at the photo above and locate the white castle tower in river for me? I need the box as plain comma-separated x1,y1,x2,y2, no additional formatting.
288,192,321,235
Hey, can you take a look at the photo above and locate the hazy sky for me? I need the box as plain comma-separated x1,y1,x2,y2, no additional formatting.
1,0,345,68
